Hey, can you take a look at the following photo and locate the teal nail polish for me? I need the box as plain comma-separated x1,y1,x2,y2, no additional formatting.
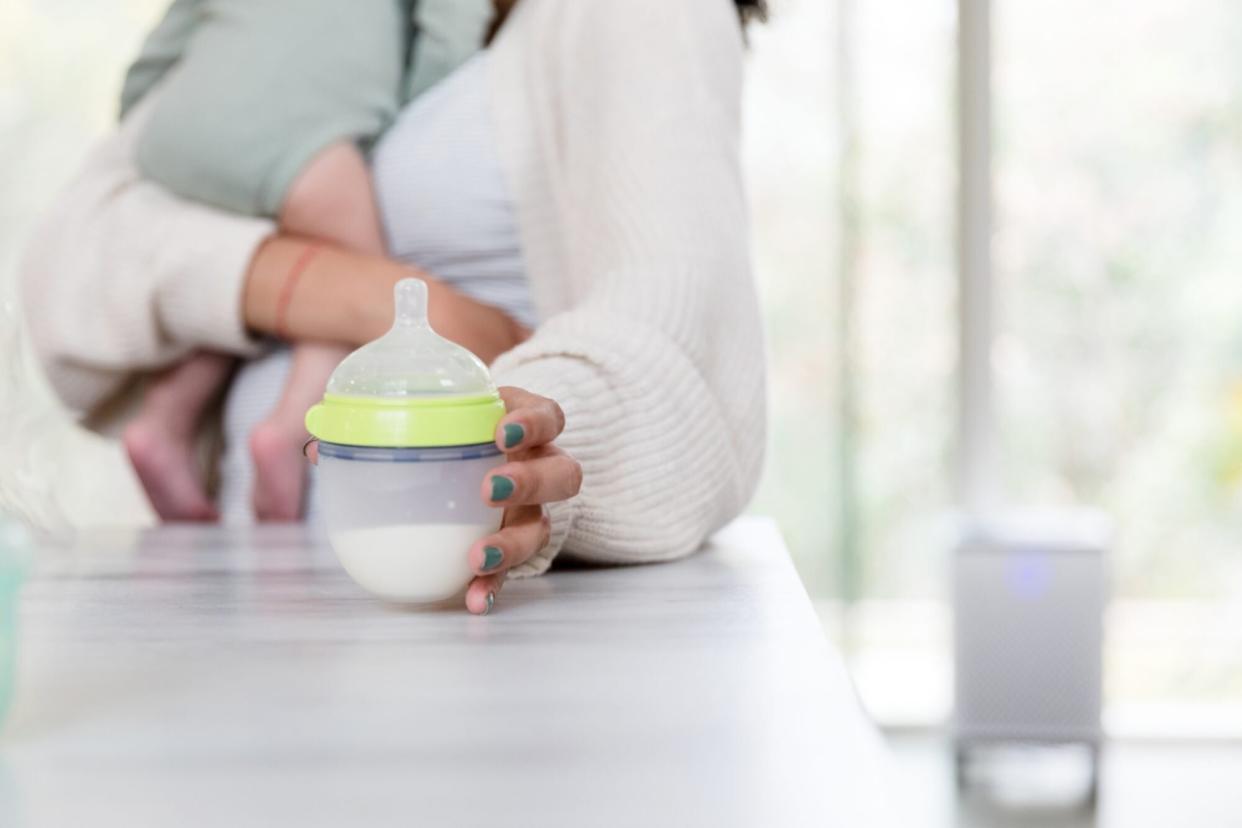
503,423,525,449
481,545,503,572
484,591,495,615
490,475,515,502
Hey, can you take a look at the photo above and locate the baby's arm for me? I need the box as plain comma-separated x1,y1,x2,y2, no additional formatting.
278,141,386,256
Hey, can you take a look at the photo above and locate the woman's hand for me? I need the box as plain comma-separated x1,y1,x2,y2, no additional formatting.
464,386,581,614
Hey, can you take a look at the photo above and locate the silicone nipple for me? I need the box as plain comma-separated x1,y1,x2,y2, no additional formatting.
324,278,496,399
393,278,429,330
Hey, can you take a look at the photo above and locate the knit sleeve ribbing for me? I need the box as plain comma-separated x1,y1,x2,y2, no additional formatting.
490,0,767,576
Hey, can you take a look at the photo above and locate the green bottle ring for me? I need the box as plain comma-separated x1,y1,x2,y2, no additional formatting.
305,392,505,448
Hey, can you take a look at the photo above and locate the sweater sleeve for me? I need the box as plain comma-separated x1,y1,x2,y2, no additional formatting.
19,92,274,418
490,0,767,576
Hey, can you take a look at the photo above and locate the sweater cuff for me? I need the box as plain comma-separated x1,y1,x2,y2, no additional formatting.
157,218,273,358
509,498,576,579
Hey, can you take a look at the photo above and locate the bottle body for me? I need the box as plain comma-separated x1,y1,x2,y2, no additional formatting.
317,442,503,603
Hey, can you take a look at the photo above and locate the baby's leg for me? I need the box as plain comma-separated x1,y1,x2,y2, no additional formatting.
279,140,387,255
250,141,385,521
124,351,234,522
249,342,348,521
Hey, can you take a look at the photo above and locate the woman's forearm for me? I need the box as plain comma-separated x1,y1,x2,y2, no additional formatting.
243,235,530,361
242,236,402,347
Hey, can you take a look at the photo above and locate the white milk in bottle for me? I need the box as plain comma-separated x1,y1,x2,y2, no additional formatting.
306,279,506,604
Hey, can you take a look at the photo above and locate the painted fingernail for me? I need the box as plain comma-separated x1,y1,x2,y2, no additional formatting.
484,591,495,615
481,545,503,572
490,475,515,502
503,423,525,449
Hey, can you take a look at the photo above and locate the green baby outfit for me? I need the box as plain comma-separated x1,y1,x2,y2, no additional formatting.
119,0,493,217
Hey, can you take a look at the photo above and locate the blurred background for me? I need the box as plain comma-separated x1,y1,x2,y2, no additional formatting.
2,0,1242,824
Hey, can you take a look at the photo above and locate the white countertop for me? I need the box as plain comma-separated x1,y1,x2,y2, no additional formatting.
1,517,896,827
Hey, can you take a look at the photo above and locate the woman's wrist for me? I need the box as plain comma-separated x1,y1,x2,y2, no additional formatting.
243,235,410,347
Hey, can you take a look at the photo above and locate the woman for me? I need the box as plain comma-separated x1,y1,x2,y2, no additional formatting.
19,0,768,614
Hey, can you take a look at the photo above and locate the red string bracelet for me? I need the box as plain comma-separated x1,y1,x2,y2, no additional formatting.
274,243,321,341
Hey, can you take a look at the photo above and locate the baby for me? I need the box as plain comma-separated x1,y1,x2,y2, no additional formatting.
118,0,482,522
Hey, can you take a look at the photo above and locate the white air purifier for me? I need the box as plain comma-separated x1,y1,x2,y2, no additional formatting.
953,510,1109,800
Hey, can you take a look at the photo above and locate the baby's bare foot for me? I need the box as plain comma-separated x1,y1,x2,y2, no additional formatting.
123,418,219,522
250,420,307,522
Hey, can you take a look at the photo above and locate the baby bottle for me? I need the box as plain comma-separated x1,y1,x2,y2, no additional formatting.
306,278,505,604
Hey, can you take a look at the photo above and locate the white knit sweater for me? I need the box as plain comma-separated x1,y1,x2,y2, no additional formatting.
19,0,766,575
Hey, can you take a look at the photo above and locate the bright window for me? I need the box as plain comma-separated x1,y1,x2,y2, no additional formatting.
747,0,1242,729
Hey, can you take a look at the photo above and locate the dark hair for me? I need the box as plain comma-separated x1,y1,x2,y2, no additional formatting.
487,0,767,45
735,0,769,27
